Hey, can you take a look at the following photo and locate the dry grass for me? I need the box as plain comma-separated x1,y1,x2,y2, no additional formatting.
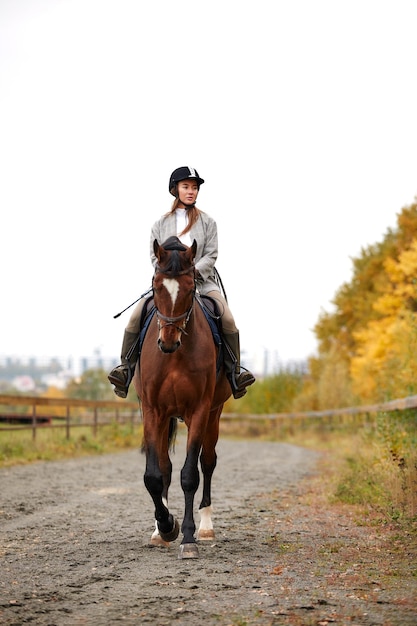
220,411,417,527
0,422,143,467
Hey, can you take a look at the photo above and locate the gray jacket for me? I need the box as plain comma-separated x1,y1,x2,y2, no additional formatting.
149,211,220,295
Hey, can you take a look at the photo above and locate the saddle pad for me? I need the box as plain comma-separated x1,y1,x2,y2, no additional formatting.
197,295,222,347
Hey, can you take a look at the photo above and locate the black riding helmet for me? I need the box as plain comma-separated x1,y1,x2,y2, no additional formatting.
169,166,205,197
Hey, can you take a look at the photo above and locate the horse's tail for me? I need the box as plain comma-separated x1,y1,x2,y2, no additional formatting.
141,416,178,454
168,417,178,452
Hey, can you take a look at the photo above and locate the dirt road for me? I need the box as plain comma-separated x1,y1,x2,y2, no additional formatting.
1,433,416,625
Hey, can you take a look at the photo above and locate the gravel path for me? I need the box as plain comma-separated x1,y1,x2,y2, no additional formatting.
1,433,415,625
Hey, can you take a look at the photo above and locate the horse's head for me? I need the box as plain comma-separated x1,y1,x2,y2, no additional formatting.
152,236,197,354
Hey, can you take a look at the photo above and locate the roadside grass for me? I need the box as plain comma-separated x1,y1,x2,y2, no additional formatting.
220,410,417,528
0,422,143,467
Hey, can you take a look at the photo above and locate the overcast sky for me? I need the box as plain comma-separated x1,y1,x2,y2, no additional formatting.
1,0,416,373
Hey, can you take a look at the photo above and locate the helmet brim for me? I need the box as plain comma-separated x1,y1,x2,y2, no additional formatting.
169,177,204,196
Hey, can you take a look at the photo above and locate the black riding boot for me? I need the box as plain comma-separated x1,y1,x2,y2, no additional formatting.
108,331,140,398
223,331,256,399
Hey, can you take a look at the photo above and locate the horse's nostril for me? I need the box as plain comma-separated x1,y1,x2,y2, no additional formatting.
159,340,180,354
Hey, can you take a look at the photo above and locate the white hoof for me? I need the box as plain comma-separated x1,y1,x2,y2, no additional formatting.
197,505,214,541
197,528,215,541
150,521,170,547
149,535,170,547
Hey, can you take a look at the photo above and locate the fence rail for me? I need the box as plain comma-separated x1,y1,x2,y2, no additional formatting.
222,394,417,421
0,394,140,440
1,392,416,441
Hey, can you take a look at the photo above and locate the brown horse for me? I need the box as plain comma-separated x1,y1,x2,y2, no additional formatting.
133,236,231,559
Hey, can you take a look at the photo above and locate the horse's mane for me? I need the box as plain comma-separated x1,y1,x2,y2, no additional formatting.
158,236,191,275
162,236,187,252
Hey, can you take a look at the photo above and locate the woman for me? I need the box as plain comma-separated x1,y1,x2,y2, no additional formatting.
108,166,255,399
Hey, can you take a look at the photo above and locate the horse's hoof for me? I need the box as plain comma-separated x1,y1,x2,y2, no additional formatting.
197,528,215,541
159,518,180,543
178,543,199,559
149,535,170,547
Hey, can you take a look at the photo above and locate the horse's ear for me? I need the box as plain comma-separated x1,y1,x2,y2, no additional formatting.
191,239,197,258
153,239,160,258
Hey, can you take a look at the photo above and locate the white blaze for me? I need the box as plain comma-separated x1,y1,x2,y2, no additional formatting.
162,278,180,310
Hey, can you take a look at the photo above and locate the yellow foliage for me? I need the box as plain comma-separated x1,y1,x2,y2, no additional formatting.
42,387,66,399
38,387,68,417
352,309,417,402
373,293,402,315
350,239,417,401
313,203,417,406
392,239,417,277
384,240,417,298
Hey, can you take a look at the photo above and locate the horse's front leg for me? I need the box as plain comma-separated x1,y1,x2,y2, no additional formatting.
179,440,201,559
144,443,179,546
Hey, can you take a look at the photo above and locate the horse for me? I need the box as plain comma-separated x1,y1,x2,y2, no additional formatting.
133,236,232,559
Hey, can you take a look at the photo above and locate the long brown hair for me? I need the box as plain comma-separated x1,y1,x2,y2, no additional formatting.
166,197,202,236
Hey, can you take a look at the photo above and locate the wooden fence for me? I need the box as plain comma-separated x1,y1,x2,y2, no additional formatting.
1,392,416,441
0,394,140,440
222,394,417,421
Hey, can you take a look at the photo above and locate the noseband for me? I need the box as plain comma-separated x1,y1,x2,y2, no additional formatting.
156,306,194,335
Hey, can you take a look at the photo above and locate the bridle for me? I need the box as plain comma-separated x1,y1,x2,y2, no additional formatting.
153,266,196,336
156,306,194,336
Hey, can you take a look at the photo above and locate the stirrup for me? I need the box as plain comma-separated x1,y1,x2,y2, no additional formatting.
108,365,134,399
236,370,256,388
228,368,255,399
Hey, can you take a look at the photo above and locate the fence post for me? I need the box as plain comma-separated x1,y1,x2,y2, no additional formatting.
66,405,70,440
32,403,37,441
93,407,98,437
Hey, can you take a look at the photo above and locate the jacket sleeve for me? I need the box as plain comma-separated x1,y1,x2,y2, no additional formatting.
194,216,218,281
149,220,162,268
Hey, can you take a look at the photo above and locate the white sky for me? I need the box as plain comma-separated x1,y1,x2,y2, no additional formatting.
1,0,416,373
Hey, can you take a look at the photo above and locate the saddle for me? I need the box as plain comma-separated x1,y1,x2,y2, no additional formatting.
137,295,224,374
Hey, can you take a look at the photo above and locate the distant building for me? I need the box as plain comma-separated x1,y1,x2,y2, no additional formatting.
11,375,36,392
0,353,119,390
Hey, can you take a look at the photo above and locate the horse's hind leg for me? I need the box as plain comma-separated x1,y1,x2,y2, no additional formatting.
197,461,216,541
197,413,220,541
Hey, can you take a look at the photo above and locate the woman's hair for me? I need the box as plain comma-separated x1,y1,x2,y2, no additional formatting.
166,197,202,236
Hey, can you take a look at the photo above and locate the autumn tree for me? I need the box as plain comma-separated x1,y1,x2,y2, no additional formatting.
351,238,417,400
66,368,115,401
313,200,417,405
